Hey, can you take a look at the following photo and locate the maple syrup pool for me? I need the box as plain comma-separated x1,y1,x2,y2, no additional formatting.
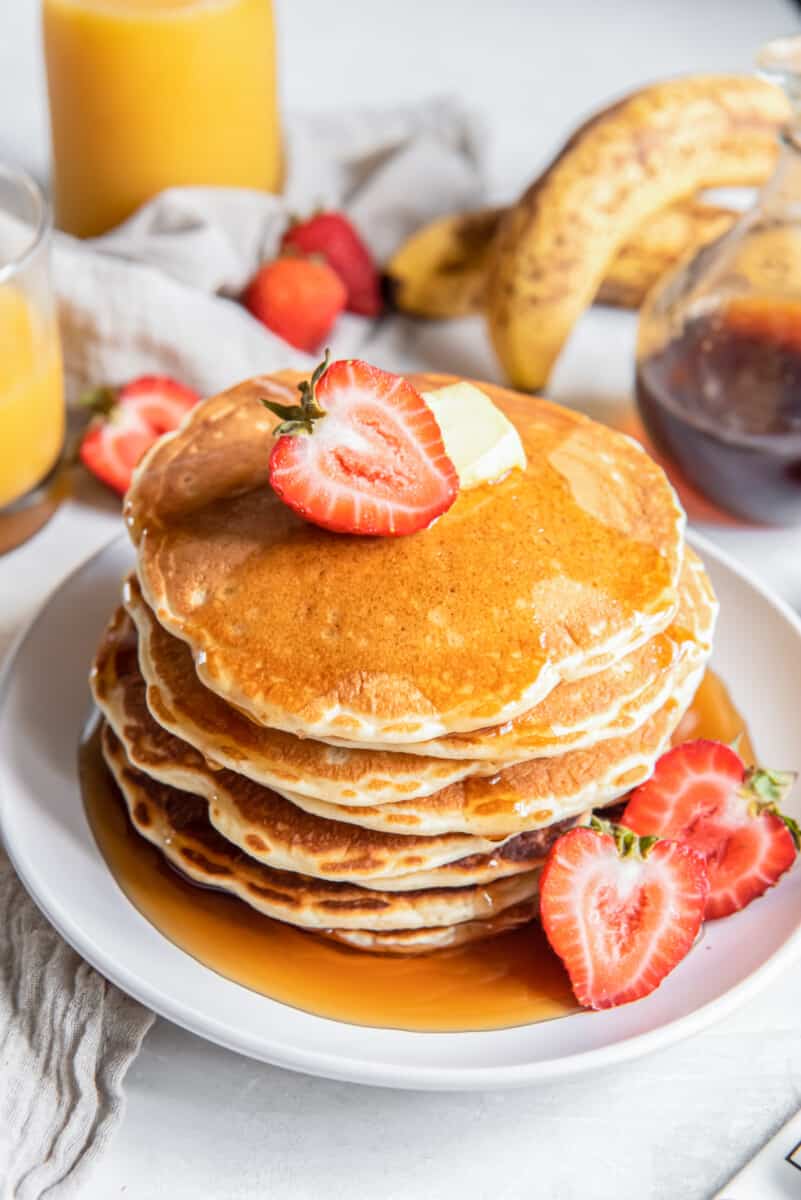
80,670,751,1032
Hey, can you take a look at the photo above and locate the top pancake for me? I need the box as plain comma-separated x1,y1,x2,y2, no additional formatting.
401,546,716,760
126,370,685,743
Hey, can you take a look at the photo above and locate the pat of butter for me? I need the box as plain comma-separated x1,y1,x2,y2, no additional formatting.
423,382,526,490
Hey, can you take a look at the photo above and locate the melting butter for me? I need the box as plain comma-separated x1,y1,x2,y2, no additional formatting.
424,383,526,490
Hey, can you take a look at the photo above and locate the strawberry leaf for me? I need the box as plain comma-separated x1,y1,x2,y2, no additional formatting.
79,386,118,417
262,350,330,436
740,766,800,848
590,814,660,860
777,811,801,850
741,766,798,806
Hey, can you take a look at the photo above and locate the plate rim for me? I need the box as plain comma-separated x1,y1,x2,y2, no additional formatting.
2,528,801,1090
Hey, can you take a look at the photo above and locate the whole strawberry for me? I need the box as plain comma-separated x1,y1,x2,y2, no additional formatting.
244,257,346,352
281,211,383,317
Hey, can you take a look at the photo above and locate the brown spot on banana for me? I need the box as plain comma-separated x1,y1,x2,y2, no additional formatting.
485,75,789,392
386,199,738,319
597,200,735,308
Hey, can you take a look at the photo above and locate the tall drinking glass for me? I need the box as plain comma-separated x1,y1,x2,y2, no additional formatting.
0,165,65,554
43,0,283,239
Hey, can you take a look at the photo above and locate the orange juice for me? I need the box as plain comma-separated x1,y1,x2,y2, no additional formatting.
43,0,282,238
0,286,64,508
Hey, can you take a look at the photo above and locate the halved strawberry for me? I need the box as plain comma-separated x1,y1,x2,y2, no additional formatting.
80,375,200,495
281,211,382,317
263,354,459,536
540,818,708,1010
623,739,799,920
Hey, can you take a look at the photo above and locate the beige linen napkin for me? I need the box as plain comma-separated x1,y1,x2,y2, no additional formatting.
0,863,154,1199
55,98,486,399
1,97,485,1198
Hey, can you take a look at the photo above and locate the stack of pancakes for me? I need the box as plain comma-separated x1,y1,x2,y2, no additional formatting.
90,371,717,955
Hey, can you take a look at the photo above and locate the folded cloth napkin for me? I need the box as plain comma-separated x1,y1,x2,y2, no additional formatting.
0,862,154,1200
1,97,485,1199
55,97,486,400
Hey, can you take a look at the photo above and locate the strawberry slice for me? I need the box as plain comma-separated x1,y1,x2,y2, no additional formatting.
623,740,799,920
263,354,459,536
80,375,200,495
540,818,708,1009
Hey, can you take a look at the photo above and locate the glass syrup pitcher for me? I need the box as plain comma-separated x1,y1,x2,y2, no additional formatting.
636,37,801,525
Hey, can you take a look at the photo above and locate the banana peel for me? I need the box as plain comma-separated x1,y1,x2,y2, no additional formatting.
386,208,504,319
598,199,736,307
386,199,737,318
486,75,788,391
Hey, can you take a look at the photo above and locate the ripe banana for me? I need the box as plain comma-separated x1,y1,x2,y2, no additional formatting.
386,199,737,318
485,75,788,391
386,208,503,319
597,200,736,308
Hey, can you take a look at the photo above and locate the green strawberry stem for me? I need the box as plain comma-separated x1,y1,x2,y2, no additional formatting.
728,731,744,756
78,385,118,417
261,350,330,437
590,814,660,860
739,766,801,848
741,765,797,805
776,811,801,850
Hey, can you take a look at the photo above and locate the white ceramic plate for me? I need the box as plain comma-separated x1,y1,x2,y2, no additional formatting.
2,532,801,1091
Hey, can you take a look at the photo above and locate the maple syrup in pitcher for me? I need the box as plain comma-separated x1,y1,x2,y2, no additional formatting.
636,38,801,525
79,669,752,1032
637,297,801,524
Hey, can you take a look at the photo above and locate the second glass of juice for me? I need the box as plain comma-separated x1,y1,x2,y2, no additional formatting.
0,164,65,554
42,0,283,239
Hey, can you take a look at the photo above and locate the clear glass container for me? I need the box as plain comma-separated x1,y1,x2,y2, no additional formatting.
43,0,283,239
636,37,801,525
0,164,65,554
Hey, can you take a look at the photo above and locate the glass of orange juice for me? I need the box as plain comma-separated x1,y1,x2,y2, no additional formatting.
0,164,65,555
43,0,283,239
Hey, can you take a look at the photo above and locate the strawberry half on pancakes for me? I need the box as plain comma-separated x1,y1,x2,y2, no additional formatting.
264,355,459,536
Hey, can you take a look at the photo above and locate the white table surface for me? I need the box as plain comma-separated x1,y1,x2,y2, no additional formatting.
4,2,801,1198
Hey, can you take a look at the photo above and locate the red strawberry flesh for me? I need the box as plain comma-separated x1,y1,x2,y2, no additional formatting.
623,739,798,920
703,813,796,918
118,376,199,433
540,824,708,1010
80,405,153,495
267,358,458,536
79,375,200,496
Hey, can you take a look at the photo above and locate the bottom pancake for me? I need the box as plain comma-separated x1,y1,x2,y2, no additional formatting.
101,724,540,943
327,901,538,954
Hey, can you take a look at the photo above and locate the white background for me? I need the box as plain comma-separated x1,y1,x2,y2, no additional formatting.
3,1,801,1198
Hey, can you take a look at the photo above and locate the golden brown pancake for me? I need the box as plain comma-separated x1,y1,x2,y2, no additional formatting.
313,547,716,760
124,574,493,803
126,370,684,743
123,549,713,816
91,608,563,889
101,724,540,939
283,657,705,837
326,902,538,954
